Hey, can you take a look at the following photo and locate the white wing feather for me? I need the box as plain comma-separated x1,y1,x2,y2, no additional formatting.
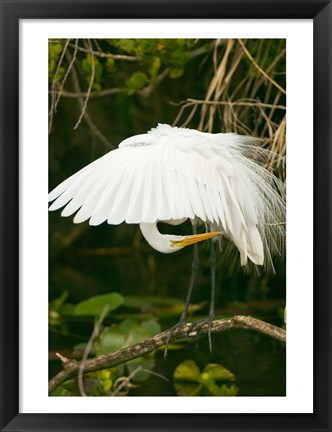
49,124,285,268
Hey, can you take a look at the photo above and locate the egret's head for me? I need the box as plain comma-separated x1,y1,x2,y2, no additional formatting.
139,222,222,254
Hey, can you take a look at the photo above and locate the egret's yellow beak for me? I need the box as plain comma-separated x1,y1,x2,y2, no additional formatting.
171,231,222,248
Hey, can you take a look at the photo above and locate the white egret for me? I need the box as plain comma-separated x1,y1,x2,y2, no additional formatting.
49,123,286,354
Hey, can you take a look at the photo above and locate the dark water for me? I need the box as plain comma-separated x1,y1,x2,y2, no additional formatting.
127,332,286,397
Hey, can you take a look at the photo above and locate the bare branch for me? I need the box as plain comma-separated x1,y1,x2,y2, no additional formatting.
54,39,79,110
110,366,169,396
74,40,95,130
137,67,170,98
49,39,70,133
71,40,140,61
78,304,110,397
50,87,122,98
172,98,286,131
65,50,114,149
186,98,286,110
110,366,143,396
51,68,170,100
48,315,286,394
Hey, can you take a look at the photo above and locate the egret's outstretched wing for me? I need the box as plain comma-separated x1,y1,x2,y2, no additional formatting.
49,123,285,268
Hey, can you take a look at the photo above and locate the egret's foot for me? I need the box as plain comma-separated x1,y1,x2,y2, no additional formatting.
188,314,215,353
164,321,191,359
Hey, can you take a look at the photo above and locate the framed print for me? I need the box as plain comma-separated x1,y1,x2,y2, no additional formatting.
0,0,331,431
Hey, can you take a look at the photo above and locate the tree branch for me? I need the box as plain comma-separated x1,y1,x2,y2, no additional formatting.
49,87,122,98
65,50,114,148
73,39,95,130
48,315,285,395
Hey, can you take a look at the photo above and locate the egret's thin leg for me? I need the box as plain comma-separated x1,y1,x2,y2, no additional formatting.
207,238,216,353
188,234,217,353
164,220,199,358
179,221,199,323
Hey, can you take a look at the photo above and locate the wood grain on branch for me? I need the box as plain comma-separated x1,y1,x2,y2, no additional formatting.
48,315,286,394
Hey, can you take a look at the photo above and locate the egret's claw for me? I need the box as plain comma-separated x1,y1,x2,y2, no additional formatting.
164,321,191,359
188,314,215,353
164,313,215,359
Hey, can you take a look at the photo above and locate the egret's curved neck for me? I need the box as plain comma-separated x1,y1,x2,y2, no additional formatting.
139,222,180,254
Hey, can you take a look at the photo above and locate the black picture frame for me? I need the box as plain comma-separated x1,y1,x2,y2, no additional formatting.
0,1,331,431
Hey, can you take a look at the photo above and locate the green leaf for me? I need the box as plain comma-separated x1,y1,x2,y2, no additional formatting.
202,364,236,382
125,325,151,346
174,359,203,397
218,384,239,396
174,359,202,382
201,364,237,396
140,319,161,336
49,42,64,59
98,326,127,354
115,39,136,54
174,380,203,396
105,57,115,72
173,361,238,397
100,378,113,392
173,359,203,395
48,58,56,74
120,318,142,334
125,71,149,94
50,385,71,396
97,319,160,355
148,56,161,80
81,54,103,83
169,68,184,79
74,293,124,316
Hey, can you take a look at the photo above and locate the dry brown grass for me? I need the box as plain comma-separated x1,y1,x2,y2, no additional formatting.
173,39,286,176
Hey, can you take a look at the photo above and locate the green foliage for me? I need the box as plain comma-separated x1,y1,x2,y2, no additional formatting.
173,360,238,396
105,57,115,72
125,71,149,94
48,42,65,82
50,385,72,396
96,369,114,393
81,53,103,91
49,291,70,330
74,292,124,316
65,318,162,396
96,319,161,382
48,38,209,98
97,318,160,354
